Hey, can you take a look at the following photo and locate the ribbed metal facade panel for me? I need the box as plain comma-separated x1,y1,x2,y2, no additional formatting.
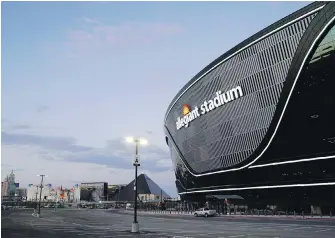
165,13,318,174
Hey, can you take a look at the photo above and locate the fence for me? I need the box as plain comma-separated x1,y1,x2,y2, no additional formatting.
133,207,334,219
134,201,334,219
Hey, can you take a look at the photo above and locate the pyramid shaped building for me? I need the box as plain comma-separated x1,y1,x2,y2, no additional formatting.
112,174,170,202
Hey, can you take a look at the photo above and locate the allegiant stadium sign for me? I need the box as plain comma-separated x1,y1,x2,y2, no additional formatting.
176,86,244,130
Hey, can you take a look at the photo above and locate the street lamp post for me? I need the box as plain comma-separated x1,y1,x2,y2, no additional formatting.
35,191,38,202
126,137,147,233
133,140,139,228
37,175,46,217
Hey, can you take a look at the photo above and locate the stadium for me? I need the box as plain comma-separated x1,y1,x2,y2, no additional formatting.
164,1,335,212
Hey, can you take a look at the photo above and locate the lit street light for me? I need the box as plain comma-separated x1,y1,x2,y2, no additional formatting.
37,174,47,218
126,137,148,145
125,137,148,233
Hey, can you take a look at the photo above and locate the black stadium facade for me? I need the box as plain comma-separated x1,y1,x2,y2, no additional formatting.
164,2,335,211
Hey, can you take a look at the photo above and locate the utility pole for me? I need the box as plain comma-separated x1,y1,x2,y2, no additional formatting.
34,191,38,214
55,190,58,210
32,185,39,214
37,175,46,217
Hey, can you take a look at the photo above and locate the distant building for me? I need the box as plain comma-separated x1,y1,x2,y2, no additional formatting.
26,184,80,203
2,170,17,197
1,181,9,197
80,182,108,202
107,184,126,201
15,188,27,198
111,174,170,202
27,184,51,201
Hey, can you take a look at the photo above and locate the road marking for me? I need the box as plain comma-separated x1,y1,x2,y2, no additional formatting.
256,225,296,230
52,228,75,230
257,226,277,229
285,226,312,230
66,230,83,233
315,229,332,232
84,232,108,235
142,228,221,235
111,235,133,237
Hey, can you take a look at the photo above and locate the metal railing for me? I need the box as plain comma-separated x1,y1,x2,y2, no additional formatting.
130,206,334,219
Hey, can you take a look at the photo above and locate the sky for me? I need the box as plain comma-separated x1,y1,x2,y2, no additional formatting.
1,1,311,197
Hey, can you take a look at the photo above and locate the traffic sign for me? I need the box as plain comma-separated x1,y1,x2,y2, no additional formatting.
133,155,140,166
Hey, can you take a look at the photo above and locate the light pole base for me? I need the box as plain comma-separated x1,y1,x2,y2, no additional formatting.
131,222,139,233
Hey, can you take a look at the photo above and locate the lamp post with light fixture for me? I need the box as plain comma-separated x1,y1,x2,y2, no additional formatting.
125,137,148,233
37,174,47,217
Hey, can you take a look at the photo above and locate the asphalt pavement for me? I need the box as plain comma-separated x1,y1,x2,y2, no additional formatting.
2,209,335,238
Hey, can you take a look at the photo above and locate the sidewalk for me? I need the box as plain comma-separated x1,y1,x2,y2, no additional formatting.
121,210,335,221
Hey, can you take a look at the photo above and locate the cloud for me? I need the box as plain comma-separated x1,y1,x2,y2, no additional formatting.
66,17,183,57
1,118,32,132
1,118,11,124
10,124,31,130
36,105,49,113
156,159,173,168
1,130,175,184
1,132,92,153
1,163,12,168
1,118,11,130
145,130,153,135
82,17,103,25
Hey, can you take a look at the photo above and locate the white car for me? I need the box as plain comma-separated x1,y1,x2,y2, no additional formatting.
125,203,133,210
194,208,217,217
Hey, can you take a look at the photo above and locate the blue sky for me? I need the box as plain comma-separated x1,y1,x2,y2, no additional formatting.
1,1,310,196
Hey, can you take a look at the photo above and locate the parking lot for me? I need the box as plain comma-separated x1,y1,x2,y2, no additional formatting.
2,209,335,237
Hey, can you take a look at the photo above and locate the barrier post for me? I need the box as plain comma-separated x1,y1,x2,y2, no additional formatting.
330,209,332,218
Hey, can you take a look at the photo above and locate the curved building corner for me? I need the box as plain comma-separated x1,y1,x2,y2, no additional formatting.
164,1,335,211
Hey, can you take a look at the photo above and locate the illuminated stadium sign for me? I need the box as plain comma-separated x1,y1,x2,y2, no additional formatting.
176,86,244,130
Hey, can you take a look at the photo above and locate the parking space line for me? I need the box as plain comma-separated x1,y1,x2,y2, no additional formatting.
315,229,332,232
66,230,84,233
113,235,133,237
284,226,312,231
